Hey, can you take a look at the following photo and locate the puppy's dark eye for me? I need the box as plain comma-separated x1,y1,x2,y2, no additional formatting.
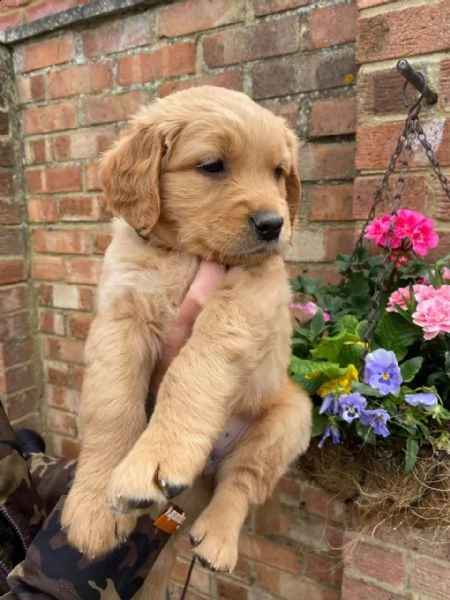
274,165,284,180
199,160,225,175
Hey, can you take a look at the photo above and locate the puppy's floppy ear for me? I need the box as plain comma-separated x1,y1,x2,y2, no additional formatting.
99,118,164,238
285,129,301,232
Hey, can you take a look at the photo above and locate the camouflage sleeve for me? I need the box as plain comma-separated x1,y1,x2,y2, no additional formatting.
5,497,170,600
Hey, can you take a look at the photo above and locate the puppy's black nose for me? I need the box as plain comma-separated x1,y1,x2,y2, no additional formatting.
251,211,284,242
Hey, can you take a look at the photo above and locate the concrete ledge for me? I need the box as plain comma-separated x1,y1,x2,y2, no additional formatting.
0,0,166,45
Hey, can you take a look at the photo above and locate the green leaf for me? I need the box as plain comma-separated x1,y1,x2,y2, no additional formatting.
289,357,345,380
311,409,327,437
352,382,384,398
405,438,419,473
355,420,376,445
335,315,360,334
400,357,424,383
373,312,420,359
311,331,362,363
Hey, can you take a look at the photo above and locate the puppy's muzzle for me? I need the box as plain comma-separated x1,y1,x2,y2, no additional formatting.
250,210,284,242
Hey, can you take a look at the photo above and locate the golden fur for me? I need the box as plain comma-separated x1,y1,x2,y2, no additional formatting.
61,86,312,593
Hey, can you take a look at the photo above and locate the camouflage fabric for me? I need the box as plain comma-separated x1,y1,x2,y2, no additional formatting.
0,440,170,599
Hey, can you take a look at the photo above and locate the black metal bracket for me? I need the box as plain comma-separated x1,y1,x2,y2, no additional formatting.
397,59,438,105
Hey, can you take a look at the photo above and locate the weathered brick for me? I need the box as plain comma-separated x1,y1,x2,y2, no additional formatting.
52,128,115,161
0,10,23,32
48,63,112,99
341,576,407,600
31,229,90,254
0,112,9,135
344,540,405,587
0,200,20,225
63,257,102,284
302,485,346,524
238,534,300,573
262,100,299,131
0,229,24,256
3,362,35,393
118,42,195,86
24,0,71,24
45,362,69,386
46,407,77,437
16,74,46,104
92,229,112,254
83,162,102,191
23,101,77,134
26,166,81,194
49,434,80,459
24,139,51,165
357,0,391,8
203,17,298,68
32,256,64,281
307,3,357,50
157,70,243,98
82,13,152,57
0,312,29,341
67,314,92,339
0,142,14,167
19,35,75,73
357,68,414,117
159,0,244,37
44,336,85,364
216,579,247,600
254,0,308,16
307,184,354,222
60,195,109,222
256,564,339,600
301,142,355,181
0,259,25,284
171,558,211,596
0,338,33,368
39,310,65,336
440,59,450,110
308,96,356,137
358,1,450,63
82,91,149,126
0,172,15,197
324,226,357,260
252,47,356,99
72,366,84,391
0,286,27,314
305,551,343,587
2,389,39,423
410,557,450,600
27,198,58,223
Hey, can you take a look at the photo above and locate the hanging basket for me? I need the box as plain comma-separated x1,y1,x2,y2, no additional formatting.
291,60,450,529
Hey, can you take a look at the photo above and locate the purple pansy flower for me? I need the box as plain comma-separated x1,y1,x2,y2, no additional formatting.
338,392,367,423
318,424,341,448
405,392,438,409
319,394,339,415
364,349,402,395
360,408,391,437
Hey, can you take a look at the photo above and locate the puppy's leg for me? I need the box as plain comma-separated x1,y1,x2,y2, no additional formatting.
61,312,158,557
189,379,311,572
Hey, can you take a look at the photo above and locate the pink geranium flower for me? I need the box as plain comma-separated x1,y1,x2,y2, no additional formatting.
412,286,450,340
387,284,435,313
290,302,330,322
365,210,439,257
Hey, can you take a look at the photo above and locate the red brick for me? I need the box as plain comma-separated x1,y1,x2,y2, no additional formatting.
53,127,115,161
0,113,9,136
303,485,346,524
308,184,354,222
157,70,243,98
159,0,243,37
171,558,211,596
26,166,81,193
46,363,69,386
440,60,450,111
342,576,407,600
16,74,46,104
357,68,415,118
238,534,300,573
305,551,343,587
37,283,53,307
0,10,23,32
0,229,24,255
50,433,80,459
63,257,102,284
82,13,152,57
252,47,356,99
82,91,149,126
357,0,390,7
216,579,247,600
0,172,15,197
49,63,112,99
46,384,80,412
256,564,339,600
0,200,20,225
24,0,71,23
0,142,14,167
325,226,357,260
0,312,29,341
358,1,450,64
0,338,33,368
32,256,64,281
254,0,308,16
308,96,356,137
39,310,65,336
24,139,50,165
19,35,74,73
72,366,84,391
307,3,357,50
262,100,299,131
67,314,92,339
118,42,195,86
2,389,39,423
60,195,109,221
83,162,101,190
44,336,85,364
23,101,77,134
0,259,25,284
203,17,298,68
92,229,112,254
47,407,77,437
0,286,27,314
2,1,30,7
31,229,90,254
27,198,58,223
301,142,355,181
344,540,405,587
3,362,35,393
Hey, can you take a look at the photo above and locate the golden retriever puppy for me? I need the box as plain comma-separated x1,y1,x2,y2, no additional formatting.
61,86,312,577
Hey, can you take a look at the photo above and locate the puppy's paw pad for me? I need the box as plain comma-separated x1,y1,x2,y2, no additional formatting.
159,481,187,499
190,516,238,574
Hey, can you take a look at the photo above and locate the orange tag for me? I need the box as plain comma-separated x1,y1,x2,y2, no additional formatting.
153,504,186,534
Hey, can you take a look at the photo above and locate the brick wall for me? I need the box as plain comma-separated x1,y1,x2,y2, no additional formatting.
1,0,449,598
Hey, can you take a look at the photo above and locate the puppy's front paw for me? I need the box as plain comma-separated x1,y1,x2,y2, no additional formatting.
189,508,239,573
106,429,205,514
61,489,136,558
